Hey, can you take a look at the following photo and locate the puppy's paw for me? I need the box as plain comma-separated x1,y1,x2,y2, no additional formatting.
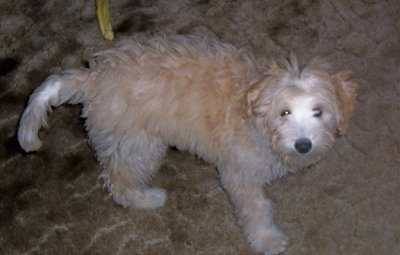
249,226,288,255
112,187,167,210
100,174,167,210
134,188,167,209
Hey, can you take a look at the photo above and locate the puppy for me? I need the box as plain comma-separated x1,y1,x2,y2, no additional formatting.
18,35,358,254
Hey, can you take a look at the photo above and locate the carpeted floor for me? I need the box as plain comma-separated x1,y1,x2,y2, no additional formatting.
1,0,399,254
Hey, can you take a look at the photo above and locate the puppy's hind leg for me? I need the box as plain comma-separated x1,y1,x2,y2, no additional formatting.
97,131,168,210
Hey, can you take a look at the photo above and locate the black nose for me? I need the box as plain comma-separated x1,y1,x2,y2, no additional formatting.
294,138,312,154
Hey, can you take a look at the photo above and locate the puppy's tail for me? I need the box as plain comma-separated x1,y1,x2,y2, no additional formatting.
18,69,90,152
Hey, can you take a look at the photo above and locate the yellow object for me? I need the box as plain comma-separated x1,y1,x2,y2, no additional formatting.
96,0,114,41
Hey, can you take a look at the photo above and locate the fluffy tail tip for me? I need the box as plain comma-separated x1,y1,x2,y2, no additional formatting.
18,129,43,152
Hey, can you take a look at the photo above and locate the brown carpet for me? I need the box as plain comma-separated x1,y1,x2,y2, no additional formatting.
1,0,399,254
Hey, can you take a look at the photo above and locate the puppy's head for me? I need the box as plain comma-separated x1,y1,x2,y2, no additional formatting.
245,57,359,167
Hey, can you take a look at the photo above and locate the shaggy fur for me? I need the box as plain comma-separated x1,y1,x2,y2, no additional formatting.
18,35,358,255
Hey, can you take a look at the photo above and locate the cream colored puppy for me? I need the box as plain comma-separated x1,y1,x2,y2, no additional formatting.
18,35,358,255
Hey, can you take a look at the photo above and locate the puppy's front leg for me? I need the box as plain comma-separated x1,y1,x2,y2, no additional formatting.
221,169,288,255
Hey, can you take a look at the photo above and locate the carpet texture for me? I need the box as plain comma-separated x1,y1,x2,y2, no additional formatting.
1,0,399,254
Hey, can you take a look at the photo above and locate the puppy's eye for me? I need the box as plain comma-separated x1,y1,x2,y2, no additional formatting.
313,108,323,118
280,109,291,117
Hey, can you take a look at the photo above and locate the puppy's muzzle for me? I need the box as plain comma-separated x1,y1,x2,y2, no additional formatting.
294,138,312,154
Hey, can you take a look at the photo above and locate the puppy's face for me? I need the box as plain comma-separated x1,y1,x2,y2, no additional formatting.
246,58,359,167
267,86,337,167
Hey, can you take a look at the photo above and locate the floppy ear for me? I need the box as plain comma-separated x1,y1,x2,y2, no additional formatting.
245,60,284,117
245,81,266,117
332,70,359,135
